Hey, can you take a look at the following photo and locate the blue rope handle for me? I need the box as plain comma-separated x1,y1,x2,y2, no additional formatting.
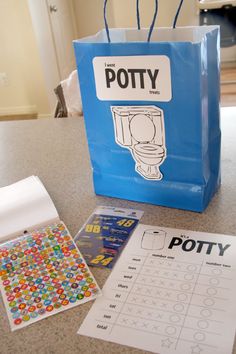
104,0,158,43
104,0,111,42
147,0,158,42
173,0,184,29
136,0,141,30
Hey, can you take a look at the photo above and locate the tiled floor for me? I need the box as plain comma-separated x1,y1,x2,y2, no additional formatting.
0,113,37,121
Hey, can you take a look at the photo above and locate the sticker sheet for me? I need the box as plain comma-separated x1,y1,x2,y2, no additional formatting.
78,224,236,354
0,222,101,331
74,206,143,269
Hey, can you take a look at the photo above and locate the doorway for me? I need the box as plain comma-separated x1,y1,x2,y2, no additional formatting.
28,0,78,113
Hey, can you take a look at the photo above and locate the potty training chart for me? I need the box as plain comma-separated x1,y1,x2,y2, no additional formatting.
78,224,236,354
0,222,101,331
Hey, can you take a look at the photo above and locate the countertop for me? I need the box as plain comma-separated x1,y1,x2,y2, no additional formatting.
0,107,235,354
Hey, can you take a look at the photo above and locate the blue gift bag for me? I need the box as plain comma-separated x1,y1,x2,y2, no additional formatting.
73,0,221,212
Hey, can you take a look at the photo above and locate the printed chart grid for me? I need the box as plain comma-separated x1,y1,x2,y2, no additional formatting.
78,225,235,354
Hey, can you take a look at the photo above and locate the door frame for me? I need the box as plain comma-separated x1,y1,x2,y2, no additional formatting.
27,0,77,113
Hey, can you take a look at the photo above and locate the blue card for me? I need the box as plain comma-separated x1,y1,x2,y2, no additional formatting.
74,207,143,269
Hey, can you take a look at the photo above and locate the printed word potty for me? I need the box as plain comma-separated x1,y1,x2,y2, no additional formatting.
73,0,221,212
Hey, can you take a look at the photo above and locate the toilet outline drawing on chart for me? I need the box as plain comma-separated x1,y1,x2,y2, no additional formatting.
141,229,167,250
111,106,167,180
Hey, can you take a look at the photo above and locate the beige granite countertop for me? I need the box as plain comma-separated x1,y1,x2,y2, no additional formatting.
0,108,235,354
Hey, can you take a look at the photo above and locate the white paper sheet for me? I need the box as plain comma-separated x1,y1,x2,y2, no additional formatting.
0,176,59,242
78,224,236,354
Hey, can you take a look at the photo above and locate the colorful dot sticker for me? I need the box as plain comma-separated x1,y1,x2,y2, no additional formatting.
0,222,101,331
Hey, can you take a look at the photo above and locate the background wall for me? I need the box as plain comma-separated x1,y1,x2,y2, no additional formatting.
0,0,234,119
0,0,50,117
74,0,198,38
110,0,198,29
74,0,114,37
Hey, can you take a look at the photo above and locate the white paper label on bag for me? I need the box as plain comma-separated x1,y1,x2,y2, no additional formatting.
93,56,172,102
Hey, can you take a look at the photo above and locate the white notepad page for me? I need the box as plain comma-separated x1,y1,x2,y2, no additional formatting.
0,176,59,243
78,224,236,354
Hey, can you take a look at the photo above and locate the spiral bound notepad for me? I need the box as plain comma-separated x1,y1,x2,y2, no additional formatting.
0,176,101,331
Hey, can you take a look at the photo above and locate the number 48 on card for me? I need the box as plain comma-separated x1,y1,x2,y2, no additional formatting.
116,219,135,228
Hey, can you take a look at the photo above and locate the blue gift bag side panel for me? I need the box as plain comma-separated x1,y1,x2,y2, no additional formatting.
202,28,221,209
73,29,220,212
